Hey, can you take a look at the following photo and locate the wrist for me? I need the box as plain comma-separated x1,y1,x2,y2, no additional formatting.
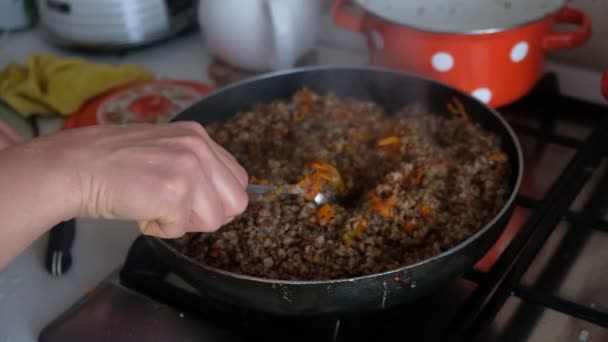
13,135,82,222
44,138,85,221
48,152,83,221
0,138,81,267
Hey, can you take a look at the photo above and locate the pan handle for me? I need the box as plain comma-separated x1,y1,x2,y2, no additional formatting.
45,219,76,277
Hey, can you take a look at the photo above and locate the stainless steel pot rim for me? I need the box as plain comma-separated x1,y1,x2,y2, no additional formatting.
160,65,524,286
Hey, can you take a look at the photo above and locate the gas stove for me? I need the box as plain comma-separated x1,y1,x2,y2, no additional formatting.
39,73,608,342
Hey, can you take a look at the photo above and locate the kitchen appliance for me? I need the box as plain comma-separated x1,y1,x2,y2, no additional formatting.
0,0,37,31
39,72,608,341
332,0,592,108
36,0,197,51
199,0,321,71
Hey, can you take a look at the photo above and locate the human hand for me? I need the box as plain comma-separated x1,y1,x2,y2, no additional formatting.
0,120,24,150
39,121,249,238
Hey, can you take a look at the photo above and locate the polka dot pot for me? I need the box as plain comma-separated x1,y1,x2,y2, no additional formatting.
333,1,591,108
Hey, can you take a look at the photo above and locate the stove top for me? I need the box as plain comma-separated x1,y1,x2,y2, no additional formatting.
39,73,608,342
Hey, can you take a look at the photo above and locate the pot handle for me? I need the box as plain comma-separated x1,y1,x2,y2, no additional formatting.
332,0,363,32
542,7,591,50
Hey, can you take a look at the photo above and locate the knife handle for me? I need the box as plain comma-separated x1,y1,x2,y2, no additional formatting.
45,219,76,277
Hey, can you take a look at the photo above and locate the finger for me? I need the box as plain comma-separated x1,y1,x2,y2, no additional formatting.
138,171,194,238
158,122,248,218
185,212,235,232
0,122,24,144
199,139,247,192
0,135,13,149
201,154,249,218
223,214,237,225
186,211,227,233
140,193,191,238
171,134,248,219
155,148,227,233
209,141,248,187
139,138,241,227
138,220,186,239
189,171,227,232
173,121,248,187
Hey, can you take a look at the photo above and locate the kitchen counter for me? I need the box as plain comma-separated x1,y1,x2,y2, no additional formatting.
0,25,605,342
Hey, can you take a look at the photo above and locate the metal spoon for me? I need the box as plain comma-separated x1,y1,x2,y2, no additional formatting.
246,184,334,205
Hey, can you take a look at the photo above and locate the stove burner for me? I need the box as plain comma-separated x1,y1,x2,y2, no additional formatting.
119,235,477,342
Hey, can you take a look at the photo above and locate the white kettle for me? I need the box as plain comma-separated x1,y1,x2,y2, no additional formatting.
198,0,321,72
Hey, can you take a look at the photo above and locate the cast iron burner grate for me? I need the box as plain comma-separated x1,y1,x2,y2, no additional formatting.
120,235,477,341
119,73,608,341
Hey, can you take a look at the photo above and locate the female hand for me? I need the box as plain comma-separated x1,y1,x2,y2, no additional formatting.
36,121,249,238
0,120,24,150
0,120,247,268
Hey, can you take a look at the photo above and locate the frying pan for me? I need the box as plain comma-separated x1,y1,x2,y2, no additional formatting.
146,66,523,316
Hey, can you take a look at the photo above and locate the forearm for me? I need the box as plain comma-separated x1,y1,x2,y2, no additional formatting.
0,121,248,268
0,140,79,268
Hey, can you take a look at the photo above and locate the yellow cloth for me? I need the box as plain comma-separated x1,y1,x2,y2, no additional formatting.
0,54,155,117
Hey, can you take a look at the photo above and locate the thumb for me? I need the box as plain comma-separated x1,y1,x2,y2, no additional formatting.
138,218,186,239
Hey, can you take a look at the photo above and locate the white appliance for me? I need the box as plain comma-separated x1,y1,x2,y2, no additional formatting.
199,0,321,71
0,0,36,31
36,0,197,50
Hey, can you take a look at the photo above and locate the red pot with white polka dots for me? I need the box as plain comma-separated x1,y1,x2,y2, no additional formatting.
333,0,591,108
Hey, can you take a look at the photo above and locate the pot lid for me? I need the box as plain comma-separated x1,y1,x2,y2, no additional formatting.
355,0,566,34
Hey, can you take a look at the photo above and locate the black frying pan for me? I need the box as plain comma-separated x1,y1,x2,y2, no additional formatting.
146,66,523,316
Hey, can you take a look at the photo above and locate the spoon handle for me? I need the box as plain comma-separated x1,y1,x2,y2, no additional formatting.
246,184,275,195
246,184,301,196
